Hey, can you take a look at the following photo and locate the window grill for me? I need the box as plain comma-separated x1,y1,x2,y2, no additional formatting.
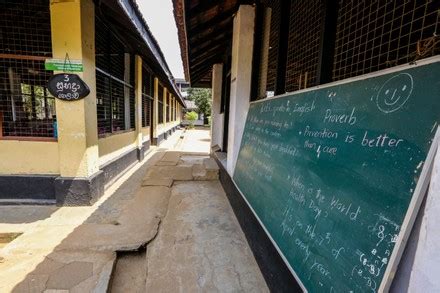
265,0,281,93
285,0,324,92
0,0,55,138
158,84,164,124
142,68,153,127
95,16,135,137
129,58,135,130
171,97,175,121
333,0,440,81
142,94,152,128
129,85,135,130
166,93,170,122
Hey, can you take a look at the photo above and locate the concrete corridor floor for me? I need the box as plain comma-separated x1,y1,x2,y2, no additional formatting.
0,128,268,292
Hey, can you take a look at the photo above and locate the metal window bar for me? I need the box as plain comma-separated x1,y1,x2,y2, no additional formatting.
285,0,325,92
333,0,440,81
0,0,55,138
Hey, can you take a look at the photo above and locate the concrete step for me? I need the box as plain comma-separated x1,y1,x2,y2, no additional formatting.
192,158,220,180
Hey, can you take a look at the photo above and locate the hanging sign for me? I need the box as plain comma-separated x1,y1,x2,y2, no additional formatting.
47,73,90,101
45,58,83,72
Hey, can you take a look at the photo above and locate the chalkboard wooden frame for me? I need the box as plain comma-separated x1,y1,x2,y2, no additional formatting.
232,55,440,292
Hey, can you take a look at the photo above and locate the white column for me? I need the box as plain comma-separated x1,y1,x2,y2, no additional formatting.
211,63,224,150
227,5,255,175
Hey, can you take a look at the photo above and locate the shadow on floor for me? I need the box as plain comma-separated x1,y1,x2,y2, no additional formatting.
9,151,166,292
0,205,59,224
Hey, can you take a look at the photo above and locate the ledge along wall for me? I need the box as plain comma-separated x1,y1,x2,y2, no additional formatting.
232,57,440,292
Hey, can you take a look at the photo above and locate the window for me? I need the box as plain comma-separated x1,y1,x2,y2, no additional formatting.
253,0,440,97
0,0,55,138
333,0,440,81
158,84,164,124
166,93,170,122
262,0,281,96
171,97,175,121
285,1,324,92
95,16,135,137
142,68,153,127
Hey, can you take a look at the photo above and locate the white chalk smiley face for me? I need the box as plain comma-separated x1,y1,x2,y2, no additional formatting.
384,85,408,106
376,73,413,113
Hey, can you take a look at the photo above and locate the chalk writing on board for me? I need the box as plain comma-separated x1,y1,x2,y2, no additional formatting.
376,73,413,113
47,73,90,101
323,107,357,125
234,61,440,293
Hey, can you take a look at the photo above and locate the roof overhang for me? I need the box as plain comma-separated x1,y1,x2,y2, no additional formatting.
98,0,186,106
174,0,251,87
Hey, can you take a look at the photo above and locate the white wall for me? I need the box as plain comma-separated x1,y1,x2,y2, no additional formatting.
226,5,255,175
407,143,440,291
389,142,440,292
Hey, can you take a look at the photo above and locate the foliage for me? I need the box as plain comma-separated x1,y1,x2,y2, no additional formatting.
185,111,198,121
185,111,198,128
187,88,212,124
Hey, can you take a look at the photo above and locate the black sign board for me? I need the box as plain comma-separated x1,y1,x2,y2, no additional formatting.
47,73,90,101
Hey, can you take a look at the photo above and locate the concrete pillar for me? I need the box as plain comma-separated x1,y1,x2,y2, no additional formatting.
211,63,224,150
134,55,143,160
152,77,159,142
50,0,101,205
227,5,255,175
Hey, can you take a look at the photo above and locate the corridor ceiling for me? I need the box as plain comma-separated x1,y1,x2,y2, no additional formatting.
174,0,254,87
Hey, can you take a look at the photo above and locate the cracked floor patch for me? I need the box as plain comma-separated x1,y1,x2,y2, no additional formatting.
145,180,269,292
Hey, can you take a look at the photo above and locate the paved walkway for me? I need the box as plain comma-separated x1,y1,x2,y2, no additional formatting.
0,128,268,292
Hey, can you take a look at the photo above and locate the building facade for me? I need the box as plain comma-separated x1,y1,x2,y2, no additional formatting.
174,0,440,292
0,0,184,205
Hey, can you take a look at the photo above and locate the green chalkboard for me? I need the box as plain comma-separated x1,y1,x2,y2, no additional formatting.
234,59,440,292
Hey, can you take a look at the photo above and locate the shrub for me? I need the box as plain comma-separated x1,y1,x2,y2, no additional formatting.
185,111,198,128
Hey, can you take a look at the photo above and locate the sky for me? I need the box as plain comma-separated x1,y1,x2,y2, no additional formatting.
137,1,185,79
